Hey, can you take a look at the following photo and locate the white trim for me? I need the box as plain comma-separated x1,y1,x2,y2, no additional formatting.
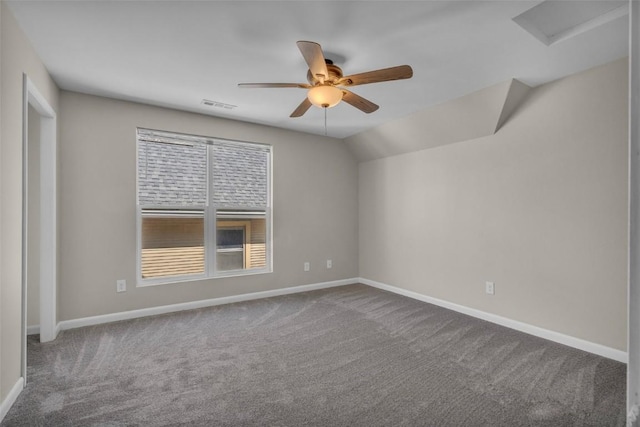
21,75,29,392
0,377,24,423
23,75,57,348
360,278,628,363
136,268,271,288
54,321,62,338
21,76,58,390
57,278,357,332
628,404,640,427
628,0,640,419
136,135,273,285
26,325,40,336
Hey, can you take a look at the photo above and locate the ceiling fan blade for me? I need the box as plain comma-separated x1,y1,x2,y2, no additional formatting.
238,83,311,89
297,41,329,82
342,90,379,114
290,98,312,118
339,65,413,87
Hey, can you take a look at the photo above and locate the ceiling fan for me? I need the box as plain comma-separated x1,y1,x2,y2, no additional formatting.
238,41,413,118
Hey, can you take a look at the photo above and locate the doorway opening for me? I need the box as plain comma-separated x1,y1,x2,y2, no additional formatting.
21,75,57,384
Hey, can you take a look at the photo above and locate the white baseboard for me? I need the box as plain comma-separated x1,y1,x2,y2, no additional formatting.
359,277,628,363
628,404,640,427
0,377,24,423
27,325,40,336
54,321,62,339
57,278,357,332
46,276,626,362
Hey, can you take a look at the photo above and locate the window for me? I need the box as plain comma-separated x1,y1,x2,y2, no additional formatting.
137,128,271,284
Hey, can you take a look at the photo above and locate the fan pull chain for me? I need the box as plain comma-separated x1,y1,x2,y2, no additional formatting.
324,107,327,136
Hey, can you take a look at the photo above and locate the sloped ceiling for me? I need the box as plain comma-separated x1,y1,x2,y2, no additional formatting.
345,79,531,162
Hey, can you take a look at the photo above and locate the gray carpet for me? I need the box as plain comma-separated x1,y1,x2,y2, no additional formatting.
2,284,626,426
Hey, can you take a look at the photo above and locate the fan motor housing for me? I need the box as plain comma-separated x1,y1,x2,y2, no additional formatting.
307,61,344,85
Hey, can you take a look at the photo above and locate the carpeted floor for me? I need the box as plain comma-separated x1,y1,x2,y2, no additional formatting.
2,284,626,426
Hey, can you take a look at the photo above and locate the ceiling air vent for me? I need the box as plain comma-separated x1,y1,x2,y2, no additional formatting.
201,99,237,110
513,0,628,46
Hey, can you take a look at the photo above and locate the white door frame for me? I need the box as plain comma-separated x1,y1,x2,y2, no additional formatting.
21,75,57,382
630,0,640,424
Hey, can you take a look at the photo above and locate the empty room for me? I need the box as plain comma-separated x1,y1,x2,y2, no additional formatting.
1,1,639,426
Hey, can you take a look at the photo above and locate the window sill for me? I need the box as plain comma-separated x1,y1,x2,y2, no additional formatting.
136,268,272,288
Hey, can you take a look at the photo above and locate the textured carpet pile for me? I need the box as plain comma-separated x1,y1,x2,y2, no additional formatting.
2,284,626,426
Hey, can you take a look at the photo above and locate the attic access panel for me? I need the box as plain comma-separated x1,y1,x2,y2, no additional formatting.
513,0,628,46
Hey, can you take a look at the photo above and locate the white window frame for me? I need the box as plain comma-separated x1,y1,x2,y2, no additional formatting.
136,129,272,287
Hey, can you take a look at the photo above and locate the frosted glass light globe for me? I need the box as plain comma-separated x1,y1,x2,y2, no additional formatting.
307,85,343,108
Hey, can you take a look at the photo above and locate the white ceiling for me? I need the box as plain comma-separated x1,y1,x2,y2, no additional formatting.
6,0,630,139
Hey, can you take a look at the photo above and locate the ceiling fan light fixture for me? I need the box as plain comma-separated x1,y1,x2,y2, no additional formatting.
239,41,412,117
307,85,343,108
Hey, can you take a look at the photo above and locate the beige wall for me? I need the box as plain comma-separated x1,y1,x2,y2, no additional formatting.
27,104,40,328
58,91,358,321
356,58,628,351
0,1,59,403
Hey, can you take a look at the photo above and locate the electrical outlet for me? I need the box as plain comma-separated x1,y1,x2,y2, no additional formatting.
485,281,495,295
304,262,310,272
116,279,127,293
327,259,332,269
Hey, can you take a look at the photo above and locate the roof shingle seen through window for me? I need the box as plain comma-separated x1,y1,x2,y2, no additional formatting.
138,141,207,207
138,140,268,208
212,144,268,208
